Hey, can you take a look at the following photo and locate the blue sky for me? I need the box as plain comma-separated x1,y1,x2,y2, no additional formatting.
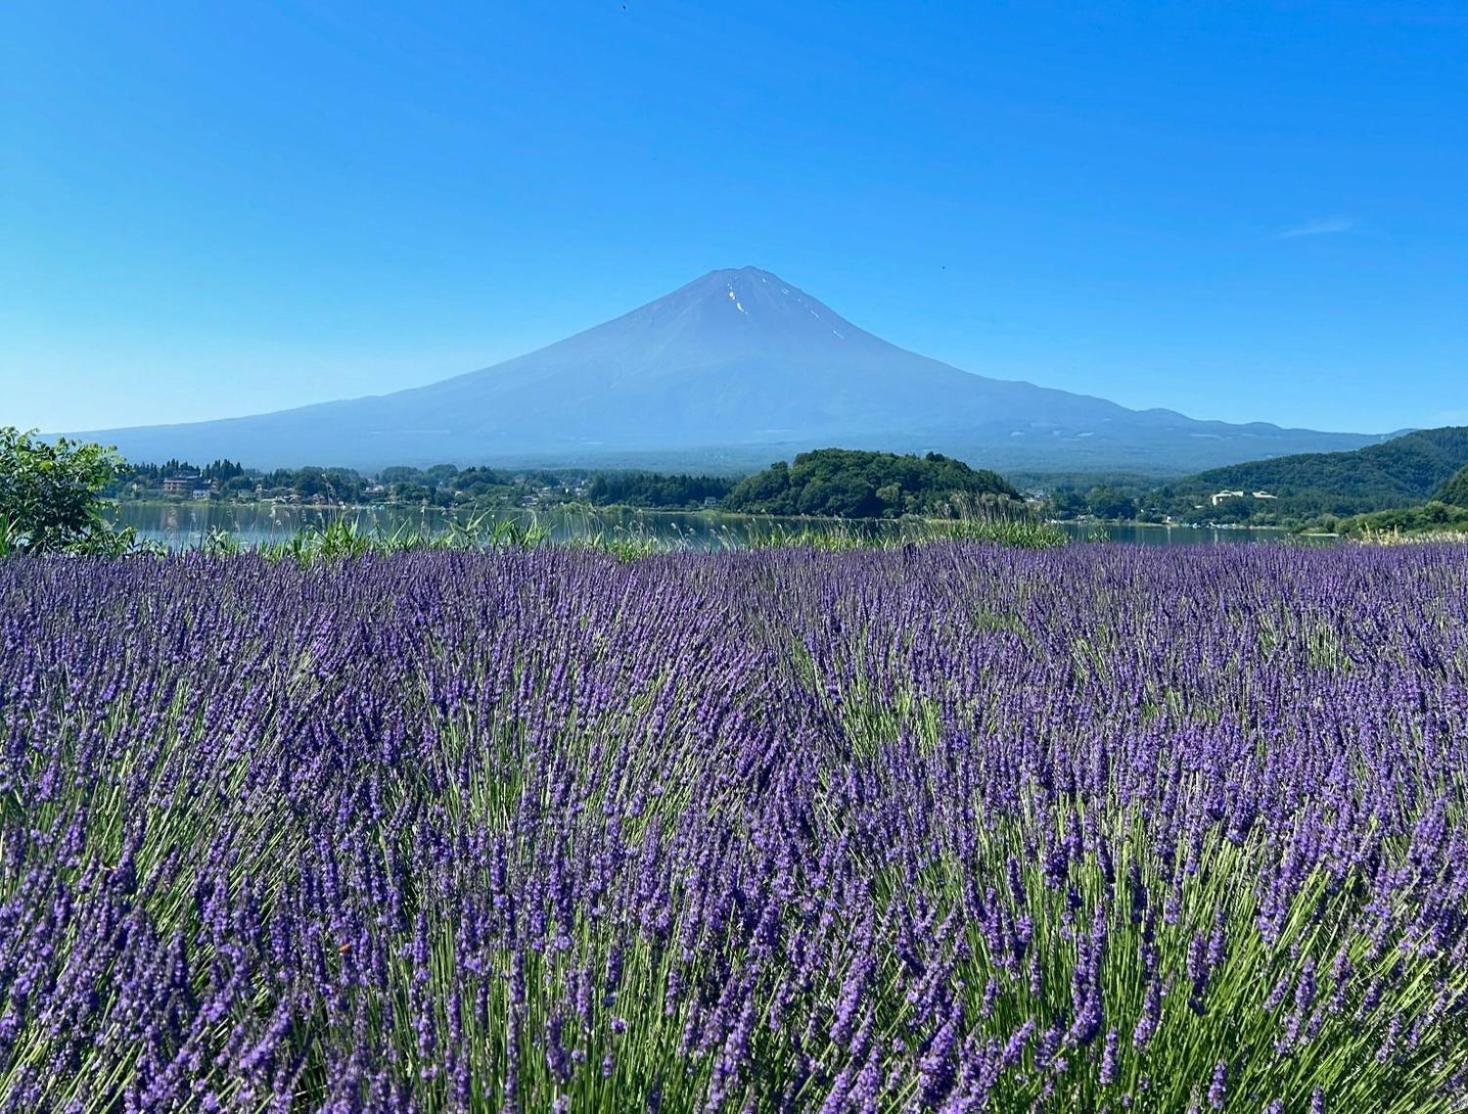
2,1,1465,436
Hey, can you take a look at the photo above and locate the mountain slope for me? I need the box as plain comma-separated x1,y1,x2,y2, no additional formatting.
1435,464,1468,509
1171,427,1468,515
73,267,1379,471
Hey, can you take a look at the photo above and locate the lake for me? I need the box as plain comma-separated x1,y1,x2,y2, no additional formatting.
111,502,1324,549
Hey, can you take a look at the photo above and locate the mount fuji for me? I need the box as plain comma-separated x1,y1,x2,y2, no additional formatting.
75,267,1378,472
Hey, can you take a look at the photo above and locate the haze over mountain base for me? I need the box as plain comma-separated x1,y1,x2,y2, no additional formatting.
74,268,1380,473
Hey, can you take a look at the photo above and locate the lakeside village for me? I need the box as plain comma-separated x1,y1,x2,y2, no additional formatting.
116,459,723,514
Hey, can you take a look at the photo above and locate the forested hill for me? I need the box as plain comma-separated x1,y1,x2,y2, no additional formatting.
1330,459,1468,536
724,449,1018,518
1167,426,1468,517
1436,464,1468,509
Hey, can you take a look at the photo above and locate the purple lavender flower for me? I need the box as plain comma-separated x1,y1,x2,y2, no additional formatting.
0,542,1463,1110
1100,1028,1119,1086
1208,1061,1227,1110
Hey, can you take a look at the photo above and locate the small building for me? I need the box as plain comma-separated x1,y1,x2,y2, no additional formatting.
1210,490,1245,506
161,475,196,495
1252,490,1278,500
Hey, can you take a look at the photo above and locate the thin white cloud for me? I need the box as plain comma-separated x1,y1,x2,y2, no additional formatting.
1276,217,1357,240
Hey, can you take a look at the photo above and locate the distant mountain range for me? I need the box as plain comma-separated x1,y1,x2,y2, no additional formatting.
73,267,1383,473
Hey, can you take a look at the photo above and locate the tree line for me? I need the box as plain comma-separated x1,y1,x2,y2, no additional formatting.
109,459,738,511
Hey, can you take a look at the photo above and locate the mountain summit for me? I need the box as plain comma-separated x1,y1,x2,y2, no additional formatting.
76,268,1377,471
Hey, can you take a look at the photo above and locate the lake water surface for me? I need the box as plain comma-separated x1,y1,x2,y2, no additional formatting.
112,502,1325,549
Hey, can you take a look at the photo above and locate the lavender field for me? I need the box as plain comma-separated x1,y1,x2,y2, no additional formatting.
1,544,1466,1112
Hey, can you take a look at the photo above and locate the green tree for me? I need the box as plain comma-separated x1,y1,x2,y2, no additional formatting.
1049,489,1088,518
1086,486,1138,521
0,428,135,554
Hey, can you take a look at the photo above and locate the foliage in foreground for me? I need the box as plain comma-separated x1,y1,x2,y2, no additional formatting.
708,515,1068,553
222,515,554,562
1,545,1467,1111
0,427,138,556
193,512,1071,561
